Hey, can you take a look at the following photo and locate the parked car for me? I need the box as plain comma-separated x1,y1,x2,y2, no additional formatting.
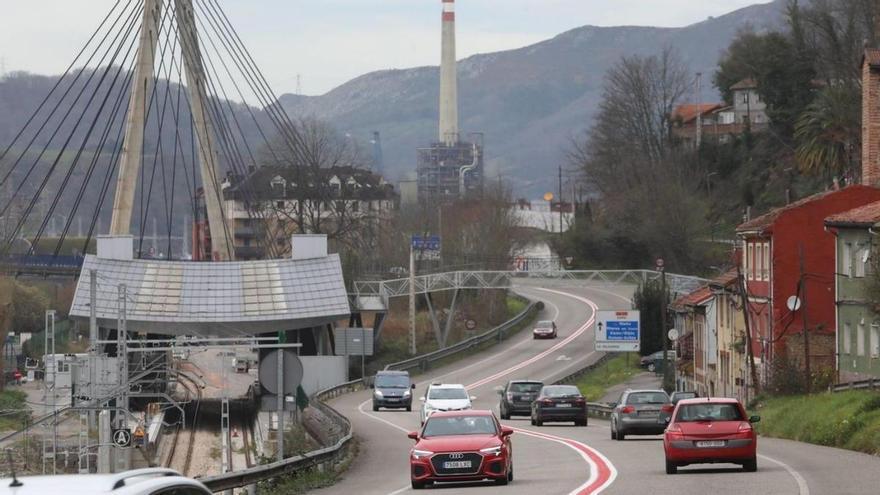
530,385,587,426
532,320,558,339
639,350,677,372
610,389,673,440
663,397,760,474
497,380,543,419
372,370,416,411
0,468,212,495
408,410,514,489
670,391,698,405
420,383,474,424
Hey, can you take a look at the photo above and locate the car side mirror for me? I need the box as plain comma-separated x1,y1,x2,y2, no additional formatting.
419,397,426,402
749,415,761,423
370,384,375,389
501,426,514,437
412,383,416,389
408,431,419,440
470,396,477,401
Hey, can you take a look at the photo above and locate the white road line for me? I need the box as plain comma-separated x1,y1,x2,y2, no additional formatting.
758,454,810,495
357,398,411,434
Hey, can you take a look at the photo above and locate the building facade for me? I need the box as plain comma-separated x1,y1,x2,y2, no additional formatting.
826,203,880,381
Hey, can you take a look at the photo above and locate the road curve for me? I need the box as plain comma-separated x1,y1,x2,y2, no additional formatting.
321,285,880,495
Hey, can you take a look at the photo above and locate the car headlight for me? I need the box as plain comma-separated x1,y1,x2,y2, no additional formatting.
403,390,411,397
412,449,434,460
480,446,502,456
374,390,383,398
424,402,434,410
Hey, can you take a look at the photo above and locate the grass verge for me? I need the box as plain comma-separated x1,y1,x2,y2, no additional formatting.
0,390,30,431
257,440,358,495
751,390,880,456
573,353,642,402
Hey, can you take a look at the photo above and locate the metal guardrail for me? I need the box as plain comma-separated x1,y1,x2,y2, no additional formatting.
383,301,542,373
830,378,880,393
551,353,616,419
200,380,362,493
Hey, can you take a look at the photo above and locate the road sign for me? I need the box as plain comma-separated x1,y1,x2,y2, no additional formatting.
259,350,304,395
465,319,477,331
334,328,375,356
595,310,641,352
411,235,441,251
668,328,679,341
112,428,132,448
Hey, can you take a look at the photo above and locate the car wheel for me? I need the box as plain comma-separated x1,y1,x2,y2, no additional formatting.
610,426,617,440
508,464,514,482
406,405,412,412
530,416,536,426
665,459,677,475
535,415,543,427
372,403,379,412
412,479,426,489
616,423,625,441
577,418,587,427
648,363,656,372
495,473,509,486
743,457,757,472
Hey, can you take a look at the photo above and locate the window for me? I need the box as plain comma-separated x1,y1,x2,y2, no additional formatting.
858,324,866,356
762,242,771,280
843,242,853,277
844,323,852,354
747,243,755,280
856,245,868,278
871,324,879,359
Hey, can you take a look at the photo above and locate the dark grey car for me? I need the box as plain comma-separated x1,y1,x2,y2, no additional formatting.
610,389,673,440
371,370,415,411
498,380,543,419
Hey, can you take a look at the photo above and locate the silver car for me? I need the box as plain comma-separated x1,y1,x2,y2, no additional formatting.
610,389,673,440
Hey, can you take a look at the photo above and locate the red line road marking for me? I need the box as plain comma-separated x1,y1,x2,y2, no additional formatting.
512,427,617,494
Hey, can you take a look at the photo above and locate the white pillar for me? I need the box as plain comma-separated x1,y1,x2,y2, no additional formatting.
439,0,458,145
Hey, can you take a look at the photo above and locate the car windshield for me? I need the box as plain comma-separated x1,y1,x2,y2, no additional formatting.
375,374,410,388
676,403,744,422
536,320,553,328
510,382,543,393
542,386,581,398
428,388,468,400
627,391,669,404
422,415,497,437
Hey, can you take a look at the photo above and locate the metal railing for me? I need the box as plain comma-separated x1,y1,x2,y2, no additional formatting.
383,302,542,373
353,270,707,309
551,353,616,419
200,380,361,493
830,378,880,393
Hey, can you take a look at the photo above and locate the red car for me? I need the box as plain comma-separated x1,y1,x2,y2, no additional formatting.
408,410,514,489
663,397,760,474
532,320,558,339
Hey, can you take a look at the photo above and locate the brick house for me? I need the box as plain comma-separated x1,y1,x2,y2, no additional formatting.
735,186,880,384
670,286,714,395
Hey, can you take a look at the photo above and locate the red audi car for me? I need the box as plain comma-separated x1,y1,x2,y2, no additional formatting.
408,410,514,489
663,397,760,474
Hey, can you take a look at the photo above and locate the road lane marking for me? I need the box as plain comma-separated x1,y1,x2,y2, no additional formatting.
758,454,810,495
357,398,411,434
512,427,617,495
465,288,598,390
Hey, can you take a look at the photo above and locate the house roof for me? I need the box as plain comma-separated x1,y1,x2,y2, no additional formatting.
863,48,880,68
669,285,713,312
223,165,396,202
736,186,878,234
708,268,739,290
825,200,880,227
730,78,758,90
672,103,725,124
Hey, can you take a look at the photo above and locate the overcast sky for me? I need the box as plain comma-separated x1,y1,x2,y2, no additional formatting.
0,1,768,95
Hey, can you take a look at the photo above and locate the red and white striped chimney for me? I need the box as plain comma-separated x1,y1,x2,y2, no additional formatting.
439,0,459,145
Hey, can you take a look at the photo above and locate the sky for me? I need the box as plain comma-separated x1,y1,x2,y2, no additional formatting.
0,0,769,96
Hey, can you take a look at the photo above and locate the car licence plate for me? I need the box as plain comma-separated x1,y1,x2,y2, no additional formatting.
556,403,572,408
638,410,659,416
443,461,472,469
696,441,726,448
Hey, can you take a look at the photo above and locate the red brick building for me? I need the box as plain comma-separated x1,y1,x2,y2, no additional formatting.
736,186,880,383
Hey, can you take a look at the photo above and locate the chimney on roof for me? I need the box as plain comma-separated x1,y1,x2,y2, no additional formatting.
439,0,459,146
863,30,880,186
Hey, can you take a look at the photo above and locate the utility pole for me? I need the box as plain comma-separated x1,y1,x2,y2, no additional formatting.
695,72,703,148
737,262,760,399
558,165,563,234
658,263,671,393
409,240,417,355
799,243,812,394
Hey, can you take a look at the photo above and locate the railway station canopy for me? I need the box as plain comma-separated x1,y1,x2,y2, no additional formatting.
69,236,350,336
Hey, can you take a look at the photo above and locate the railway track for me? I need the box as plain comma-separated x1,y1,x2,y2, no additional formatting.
165,370,202,475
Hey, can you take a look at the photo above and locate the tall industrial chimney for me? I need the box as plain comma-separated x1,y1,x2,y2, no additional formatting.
439,0,459,146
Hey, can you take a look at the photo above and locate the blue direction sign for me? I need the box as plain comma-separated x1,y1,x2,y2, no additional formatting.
411,235,441,251
595,310,641,352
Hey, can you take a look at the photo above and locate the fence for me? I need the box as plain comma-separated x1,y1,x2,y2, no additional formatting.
830,378,880,393
551,353,615,419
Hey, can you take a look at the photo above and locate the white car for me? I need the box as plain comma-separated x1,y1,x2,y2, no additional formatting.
419,383,475,424
1,468,212,495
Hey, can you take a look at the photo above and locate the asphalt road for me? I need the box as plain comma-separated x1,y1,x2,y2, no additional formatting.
323,285,880,495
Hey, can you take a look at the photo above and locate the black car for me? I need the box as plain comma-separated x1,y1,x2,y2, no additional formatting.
371,370,415,411
669,391,698,405
498,380,543,419
531,385,588,426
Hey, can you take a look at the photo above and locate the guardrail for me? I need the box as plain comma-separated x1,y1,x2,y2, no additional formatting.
200,380,362,493
551,353,616,419
830,378,880,393
383,301,542,373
